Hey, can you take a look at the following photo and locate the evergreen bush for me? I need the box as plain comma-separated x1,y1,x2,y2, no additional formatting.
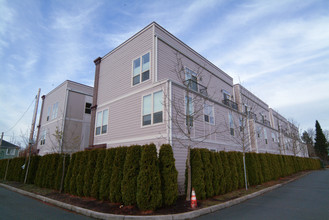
76,151,88,196
219,151,231,193
189,148,206,200
70,152,82,195
64,153,75,193
137,144,162,211
99,148,117,200
121,145,142,206
159,144,178,207
227,152,239,191
110,146,128,203
91,149,106,199
200,149,214,198
83,150,99,197
210,152,220,195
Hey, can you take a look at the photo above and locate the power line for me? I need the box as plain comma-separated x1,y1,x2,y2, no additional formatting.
5,98,35,133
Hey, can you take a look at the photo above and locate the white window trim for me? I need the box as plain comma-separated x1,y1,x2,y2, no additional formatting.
141,90,164,127
204,103,215,125
131,51,151,87
95,108,109,136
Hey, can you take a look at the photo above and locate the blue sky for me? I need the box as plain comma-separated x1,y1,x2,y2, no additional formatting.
1,0,328,146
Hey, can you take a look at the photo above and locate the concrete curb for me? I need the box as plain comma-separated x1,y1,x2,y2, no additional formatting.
0,172,309,220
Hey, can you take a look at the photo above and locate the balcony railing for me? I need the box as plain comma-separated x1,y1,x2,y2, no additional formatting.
222,99,238,111
183,79,208,96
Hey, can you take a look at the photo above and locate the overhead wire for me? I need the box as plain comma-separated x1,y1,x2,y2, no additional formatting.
5,98,35,133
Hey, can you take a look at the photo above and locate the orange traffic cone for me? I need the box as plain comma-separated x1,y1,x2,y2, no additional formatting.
191,188,197,209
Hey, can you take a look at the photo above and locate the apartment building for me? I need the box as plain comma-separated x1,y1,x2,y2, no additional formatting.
36,80,93,155
89,22,307,191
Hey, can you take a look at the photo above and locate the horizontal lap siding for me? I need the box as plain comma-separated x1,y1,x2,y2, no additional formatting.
98,27,154,104
94,84,168,147
155,25,232,85
157,37,233,101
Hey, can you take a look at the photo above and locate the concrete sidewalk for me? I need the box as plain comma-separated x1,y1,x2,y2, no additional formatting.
0,171,315,220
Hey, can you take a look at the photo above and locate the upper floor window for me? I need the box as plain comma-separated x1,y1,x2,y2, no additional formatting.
47,106,51,121
271,132,276,142
133,52,150,85
85,103,92,114
185,96,194,127
185,68,198,92
96,109,108,135
51,102,58,120
142,91,163,126
222,90,231,100
204,104,214,124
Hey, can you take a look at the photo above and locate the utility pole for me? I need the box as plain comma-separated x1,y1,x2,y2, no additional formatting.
24,88,41,184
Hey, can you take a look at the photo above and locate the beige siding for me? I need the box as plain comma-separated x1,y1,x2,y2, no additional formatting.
97,26,154,105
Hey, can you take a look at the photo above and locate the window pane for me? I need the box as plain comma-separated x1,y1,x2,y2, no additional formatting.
96,127,101,135
204,115,209,122
143,114,151,125
210,116,214,124
102,110,108,126
133,58,140,76
153,91,163,113
142,70,149,82
143,95,151,115
142,53,149,72
133,75,140,85
96,112,102,127
102,125,107,134
153,111,163,124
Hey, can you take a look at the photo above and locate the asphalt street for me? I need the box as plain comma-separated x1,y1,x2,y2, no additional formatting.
0,186,93,220
195,169,329,220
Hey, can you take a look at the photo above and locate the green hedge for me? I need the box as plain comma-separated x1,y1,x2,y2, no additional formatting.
186,149,322,200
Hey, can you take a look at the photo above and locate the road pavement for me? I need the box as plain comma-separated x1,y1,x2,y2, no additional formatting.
0,186,93,220
195,169,329,220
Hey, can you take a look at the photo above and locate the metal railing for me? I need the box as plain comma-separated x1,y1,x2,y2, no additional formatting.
222,99,238,111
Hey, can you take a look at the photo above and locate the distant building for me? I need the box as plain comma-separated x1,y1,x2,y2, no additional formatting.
89,22,308,192
0,139,20,159
36,80,93,155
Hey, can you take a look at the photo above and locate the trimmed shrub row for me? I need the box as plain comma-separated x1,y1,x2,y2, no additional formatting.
188,149,322,199
0,144,178,211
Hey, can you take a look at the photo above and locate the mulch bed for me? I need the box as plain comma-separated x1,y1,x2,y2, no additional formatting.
2,171,308,216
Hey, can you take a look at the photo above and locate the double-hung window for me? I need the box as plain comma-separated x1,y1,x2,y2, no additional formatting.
142,91,163,126
229,112,234,136
133,52,150,85
264,128,268,144
185,96,194,127
204,104,214,124
185,68,198,92
51,102,58,119
96,109,108,135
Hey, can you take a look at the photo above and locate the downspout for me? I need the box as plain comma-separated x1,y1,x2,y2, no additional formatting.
168,80,172,146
